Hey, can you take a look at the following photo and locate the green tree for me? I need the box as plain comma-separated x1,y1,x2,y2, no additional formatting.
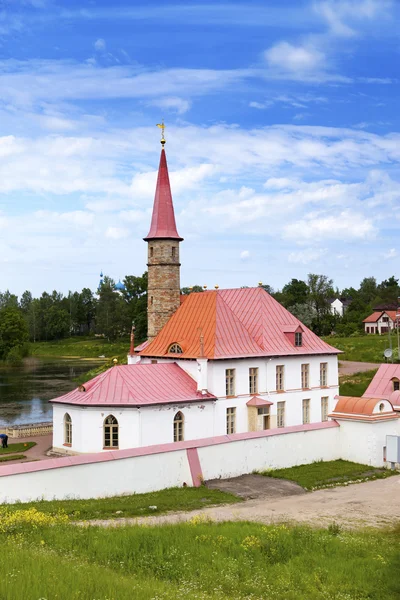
46,305,70,339
181,285,204,295
307,274,335,335
0,307,29,360
281,278,309,308
96,276,128,340
122,273,148,343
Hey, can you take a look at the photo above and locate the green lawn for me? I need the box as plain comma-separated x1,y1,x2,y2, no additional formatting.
323,334,399,362
31,335,131,359
0,454,26,462
7,486,240,520
260,460,398,491
0,441,36,455
1,513,399,600
339,369,378,396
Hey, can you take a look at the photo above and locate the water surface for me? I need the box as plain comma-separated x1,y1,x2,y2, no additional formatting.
0,358,103,426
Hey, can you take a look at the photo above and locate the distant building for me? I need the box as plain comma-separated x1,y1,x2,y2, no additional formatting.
97,272,126,294
363,311,398,334
329,297,351,317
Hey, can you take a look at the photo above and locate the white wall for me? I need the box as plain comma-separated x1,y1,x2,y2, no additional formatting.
338,418,400,466
330,299,343,317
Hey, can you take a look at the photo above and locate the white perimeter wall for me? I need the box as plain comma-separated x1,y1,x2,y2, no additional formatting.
338,418,400,467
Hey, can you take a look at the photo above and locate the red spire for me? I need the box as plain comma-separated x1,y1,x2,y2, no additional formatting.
144,148,183,241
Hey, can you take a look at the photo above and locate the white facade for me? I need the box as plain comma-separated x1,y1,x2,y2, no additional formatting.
364,312,396,335
330,298,344,317
53,353,339,454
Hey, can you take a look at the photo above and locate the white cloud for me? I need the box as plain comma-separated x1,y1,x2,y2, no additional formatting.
94,38,106,51
240,250,250,261
284,210,376,242
105,226,130,239
383,248,398,259
264,41,325,73
249,100,274,110
148,96,191,115
288,248,326,264
315,0,393,37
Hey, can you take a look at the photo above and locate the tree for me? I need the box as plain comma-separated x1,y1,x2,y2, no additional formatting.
0,307,29,360
307,274,335,335
358,277,377,305
181,285,204,295
122,273,148,343
96,276,128,340
46,305,70,339
281,278,309,308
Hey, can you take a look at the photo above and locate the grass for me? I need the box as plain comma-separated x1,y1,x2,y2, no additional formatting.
0,454,26,462
1,513,399,600
260,459,398,491
323,334,399,363
339,368,378,396
31,335,131,359
5,486,240,520
0,442,36,455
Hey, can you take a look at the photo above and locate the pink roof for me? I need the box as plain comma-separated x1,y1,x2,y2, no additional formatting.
363,310,398,323
143,148,183,241
140,287,340,360
363,364,400,399
246,396,273,407
51,363,216,407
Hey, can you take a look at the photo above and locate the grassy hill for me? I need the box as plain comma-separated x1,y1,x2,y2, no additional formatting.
323,334,399,363
30,336,131,359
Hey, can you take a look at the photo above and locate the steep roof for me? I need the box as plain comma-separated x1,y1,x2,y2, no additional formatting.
143,148,183,241
139,287,340,360
363,310,397,323
363,364,400,399
50,363,216,407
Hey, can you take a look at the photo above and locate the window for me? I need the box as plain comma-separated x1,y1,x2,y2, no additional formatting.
168,343,183,354
320,362,328,387
249,367,258,394
302,399,310,424
382,316,389,322
104,415,118,448
258,406,270,430
321,397,329,422
277,401,285,428
151,359,158,364
150,246,154,258
64,413,72,445
173,411,184,442
301,364,310,389
276,365,284,391
392,378,400,392
379,402,385,413
150,295,154,305
225,369,236,396
172,246,176,258
226,407,236,434
295,332,303,347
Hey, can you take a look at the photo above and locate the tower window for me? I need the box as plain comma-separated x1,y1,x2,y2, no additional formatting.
172,246,176,258
168,342,183,354
150,295,154,305
150,246,154,258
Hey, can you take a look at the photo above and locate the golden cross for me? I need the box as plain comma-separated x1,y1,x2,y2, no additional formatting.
156,120,166,144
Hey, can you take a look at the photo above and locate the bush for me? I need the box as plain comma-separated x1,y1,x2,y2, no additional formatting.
6,343,30,365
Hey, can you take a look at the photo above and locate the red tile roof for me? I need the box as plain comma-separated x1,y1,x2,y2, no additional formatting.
51,363,216,407
143,148,183,241
246,396,273,407
363,310,398,323
363,364,400,399
330,395,398,421
140,287,340,359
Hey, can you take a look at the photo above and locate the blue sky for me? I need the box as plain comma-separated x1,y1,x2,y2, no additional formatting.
1,0,400,296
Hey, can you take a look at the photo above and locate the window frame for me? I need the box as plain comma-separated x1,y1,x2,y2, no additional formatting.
249,367,258,395
63,413,72,446
173,411,184,442
226,407,236,434
320,362,328,387
103,415,119,449
295,332,303,347
392,378,400,392
321,396,329,422
225,368,236,397
276,365,285,391
301,363,310,389
302,398,310,424
277,401,285,428
168,343,183,354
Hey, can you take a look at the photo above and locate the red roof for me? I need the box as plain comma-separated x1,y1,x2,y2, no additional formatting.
143,148,183,241
330,395,398,421
363,364,400,399
363,311,398,323
51,363,216,407
140,287,340,360
246,396,273,407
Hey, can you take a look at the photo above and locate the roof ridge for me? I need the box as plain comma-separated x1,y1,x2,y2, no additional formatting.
216,290,264,353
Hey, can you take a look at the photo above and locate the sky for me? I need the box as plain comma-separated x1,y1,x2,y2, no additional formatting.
1,0,400,297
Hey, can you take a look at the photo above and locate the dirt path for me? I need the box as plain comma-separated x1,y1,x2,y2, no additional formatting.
85,477,400,530
339,361,381,376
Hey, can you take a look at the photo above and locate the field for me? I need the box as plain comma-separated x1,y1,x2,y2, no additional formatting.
30,336,131,359
323,334,399,363
260,459,397,490
339,369,378,396
1,508,399,600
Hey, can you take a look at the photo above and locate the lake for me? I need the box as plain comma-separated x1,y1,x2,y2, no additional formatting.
0,358,104,426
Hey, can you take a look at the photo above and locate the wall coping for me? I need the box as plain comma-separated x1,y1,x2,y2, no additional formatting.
0,421,339,478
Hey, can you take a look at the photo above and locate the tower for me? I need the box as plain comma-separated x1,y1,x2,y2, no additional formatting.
144,127,183,341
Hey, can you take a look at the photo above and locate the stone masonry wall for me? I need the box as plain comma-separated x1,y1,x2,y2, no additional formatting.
147,239,181,340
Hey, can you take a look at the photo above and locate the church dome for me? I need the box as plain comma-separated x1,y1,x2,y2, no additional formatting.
115,279,126,291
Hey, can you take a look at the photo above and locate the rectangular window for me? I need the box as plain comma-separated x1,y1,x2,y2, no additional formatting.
249,367,258,394
277,401,285,428
226,407,236,434
150,246,154,258
321,397,329,422
295,332,303,346
225,369,236,396
301,364,310,389
172,246,176,258
320,362,328,387
302,399,310,424
276,365,284,391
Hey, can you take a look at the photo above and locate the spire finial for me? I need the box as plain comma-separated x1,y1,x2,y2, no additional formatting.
156,120,166,147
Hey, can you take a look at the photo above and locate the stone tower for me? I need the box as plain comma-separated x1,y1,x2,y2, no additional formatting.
144,138,183,341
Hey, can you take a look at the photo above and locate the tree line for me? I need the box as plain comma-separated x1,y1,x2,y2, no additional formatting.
0,272,398,361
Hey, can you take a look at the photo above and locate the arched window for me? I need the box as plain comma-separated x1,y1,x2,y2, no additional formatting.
104,415,119,448
64,413,72,445
392,378,400,392
173,411,184,442
168,343,183,354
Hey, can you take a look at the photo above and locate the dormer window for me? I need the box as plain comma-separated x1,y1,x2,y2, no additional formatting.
168,343,183,354
295,332,303,347
392,378,400,392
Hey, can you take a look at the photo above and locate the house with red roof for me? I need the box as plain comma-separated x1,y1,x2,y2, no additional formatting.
363,310,398,334
51,133,343,455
